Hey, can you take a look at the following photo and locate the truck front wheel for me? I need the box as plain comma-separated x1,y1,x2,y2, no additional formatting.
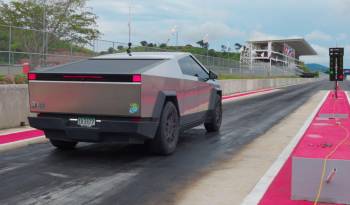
204,95,222,132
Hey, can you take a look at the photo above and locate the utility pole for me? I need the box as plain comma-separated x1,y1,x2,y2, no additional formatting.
8,23,12,65
176,31,178,47
171,26,179,49
127,1,132,55
42,0,47,67
203,34,209,66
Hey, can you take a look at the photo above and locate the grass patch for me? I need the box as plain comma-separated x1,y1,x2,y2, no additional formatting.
14,74,27,84
0,75,14,84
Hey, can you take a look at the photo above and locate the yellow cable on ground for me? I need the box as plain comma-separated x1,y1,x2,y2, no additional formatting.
313,122,350,205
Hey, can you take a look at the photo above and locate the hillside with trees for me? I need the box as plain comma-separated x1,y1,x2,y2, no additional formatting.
100,41,241,62
0,0,241,67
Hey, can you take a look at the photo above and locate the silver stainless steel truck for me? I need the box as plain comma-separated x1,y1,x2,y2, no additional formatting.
28,52,222,155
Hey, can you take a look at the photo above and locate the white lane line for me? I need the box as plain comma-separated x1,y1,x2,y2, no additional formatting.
345,91,350,105
241,91,329,205
0,163,27,175
44,172,70,179
16,171,139,205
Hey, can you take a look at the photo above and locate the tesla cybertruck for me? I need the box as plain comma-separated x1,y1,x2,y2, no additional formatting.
28,52,222,155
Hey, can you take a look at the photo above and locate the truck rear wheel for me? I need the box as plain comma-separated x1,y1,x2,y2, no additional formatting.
204,95,222,132
49,139,78,150
45,131,78,150
148,101,180,155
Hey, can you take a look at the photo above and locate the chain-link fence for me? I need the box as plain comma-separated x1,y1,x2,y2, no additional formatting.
0,24,299,77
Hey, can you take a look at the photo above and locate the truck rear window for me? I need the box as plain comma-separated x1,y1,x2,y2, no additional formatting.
40,59,165,74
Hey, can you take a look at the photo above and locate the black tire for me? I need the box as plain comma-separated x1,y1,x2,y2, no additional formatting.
148,101,180,155
204,95,222,132
49,139,78,150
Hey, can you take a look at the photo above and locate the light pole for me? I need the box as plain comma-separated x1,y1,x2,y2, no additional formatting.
42,0,47,66
171,26,179,48
203,34,209,66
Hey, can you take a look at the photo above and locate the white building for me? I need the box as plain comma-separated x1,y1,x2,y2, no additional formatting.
240,38,317,69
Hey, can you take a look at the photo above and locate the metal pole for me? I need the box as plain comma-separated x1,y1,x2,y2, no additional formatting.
206,47,209,66
335,57,338,98
176,31,178,47
8,24,12,65
70,42,73,55
335,80,338,98
42,0,46,66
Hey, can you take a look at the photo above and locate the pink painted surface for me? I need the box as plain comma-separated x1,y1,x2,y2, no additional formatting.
293,91,350,160
0,130,44,144
259,90,350,205
222,88,275,100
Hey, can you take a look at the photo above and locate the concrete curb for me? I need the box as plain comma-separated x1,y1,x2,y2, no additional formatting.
0,135,47,152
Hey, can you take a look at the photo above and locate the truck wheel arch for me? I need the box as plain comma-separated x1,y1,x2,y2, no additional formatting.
208,89,222,111
152,91,179,120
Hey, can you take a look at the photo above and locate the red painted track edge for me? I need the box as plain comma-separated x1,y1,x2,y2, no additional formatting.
0,130,44,145
222,88,275,100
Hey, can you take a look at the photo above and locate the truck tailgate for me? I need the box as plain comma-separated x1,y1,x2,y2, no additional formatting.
29,81,141,117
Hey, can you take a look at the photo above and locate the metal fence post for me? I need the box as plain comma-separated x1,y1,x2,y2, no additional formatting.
8,24,12,65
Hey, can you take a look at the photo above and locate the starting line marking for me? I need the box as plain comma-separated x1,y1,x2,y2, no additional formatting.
241,91,330,205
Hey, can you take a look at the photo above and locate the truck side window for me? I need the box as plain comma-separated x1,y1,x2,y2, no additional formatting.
178,56,208,79
178,57,196,76
189,56,209,80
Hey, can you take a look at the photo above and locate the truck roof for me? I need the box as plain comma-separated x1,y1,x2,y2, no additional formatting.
92,52,190,60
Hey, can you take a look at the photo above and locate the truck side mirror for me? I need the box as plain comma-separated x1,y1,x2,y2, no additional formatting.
209,70,218,80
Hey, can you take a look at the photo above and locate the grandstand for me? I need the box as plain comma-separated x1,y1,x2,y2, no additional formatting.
240,38,317,72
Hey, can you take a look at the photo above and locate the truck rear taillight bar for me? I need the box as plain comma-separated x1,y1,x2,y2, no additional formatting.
28,73,37,80
132,74,142,82
63,75,104,80
27,73,142,83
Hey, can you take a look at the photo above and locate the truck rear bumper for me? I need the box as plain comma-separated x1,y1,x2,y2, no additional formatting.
28,116,159,143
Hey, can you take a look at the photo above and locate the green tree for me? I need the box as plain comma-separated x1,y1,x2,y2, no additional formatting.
159,43,167,48
0,0,100,53
221,45,227,52
140,41,148,46
196,40,209,49
196,40,204,48
107,47,117,54
234,43,242,51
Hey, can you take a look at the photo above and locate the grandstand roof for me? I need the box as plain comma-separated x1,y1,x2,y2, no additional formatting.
247,38,317,56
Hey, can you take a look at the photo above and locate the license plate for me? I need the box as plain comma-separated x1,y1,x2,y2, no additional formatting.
77,117,96,128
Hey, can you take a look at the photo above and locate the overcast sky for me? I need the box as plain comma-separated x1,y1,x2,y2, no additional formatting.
88,0,350,66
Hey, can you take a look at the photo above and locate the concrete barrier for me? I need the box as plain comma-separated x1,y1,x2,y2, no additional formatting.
0,78,320,129
219,78,319,95
0,85,30,129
